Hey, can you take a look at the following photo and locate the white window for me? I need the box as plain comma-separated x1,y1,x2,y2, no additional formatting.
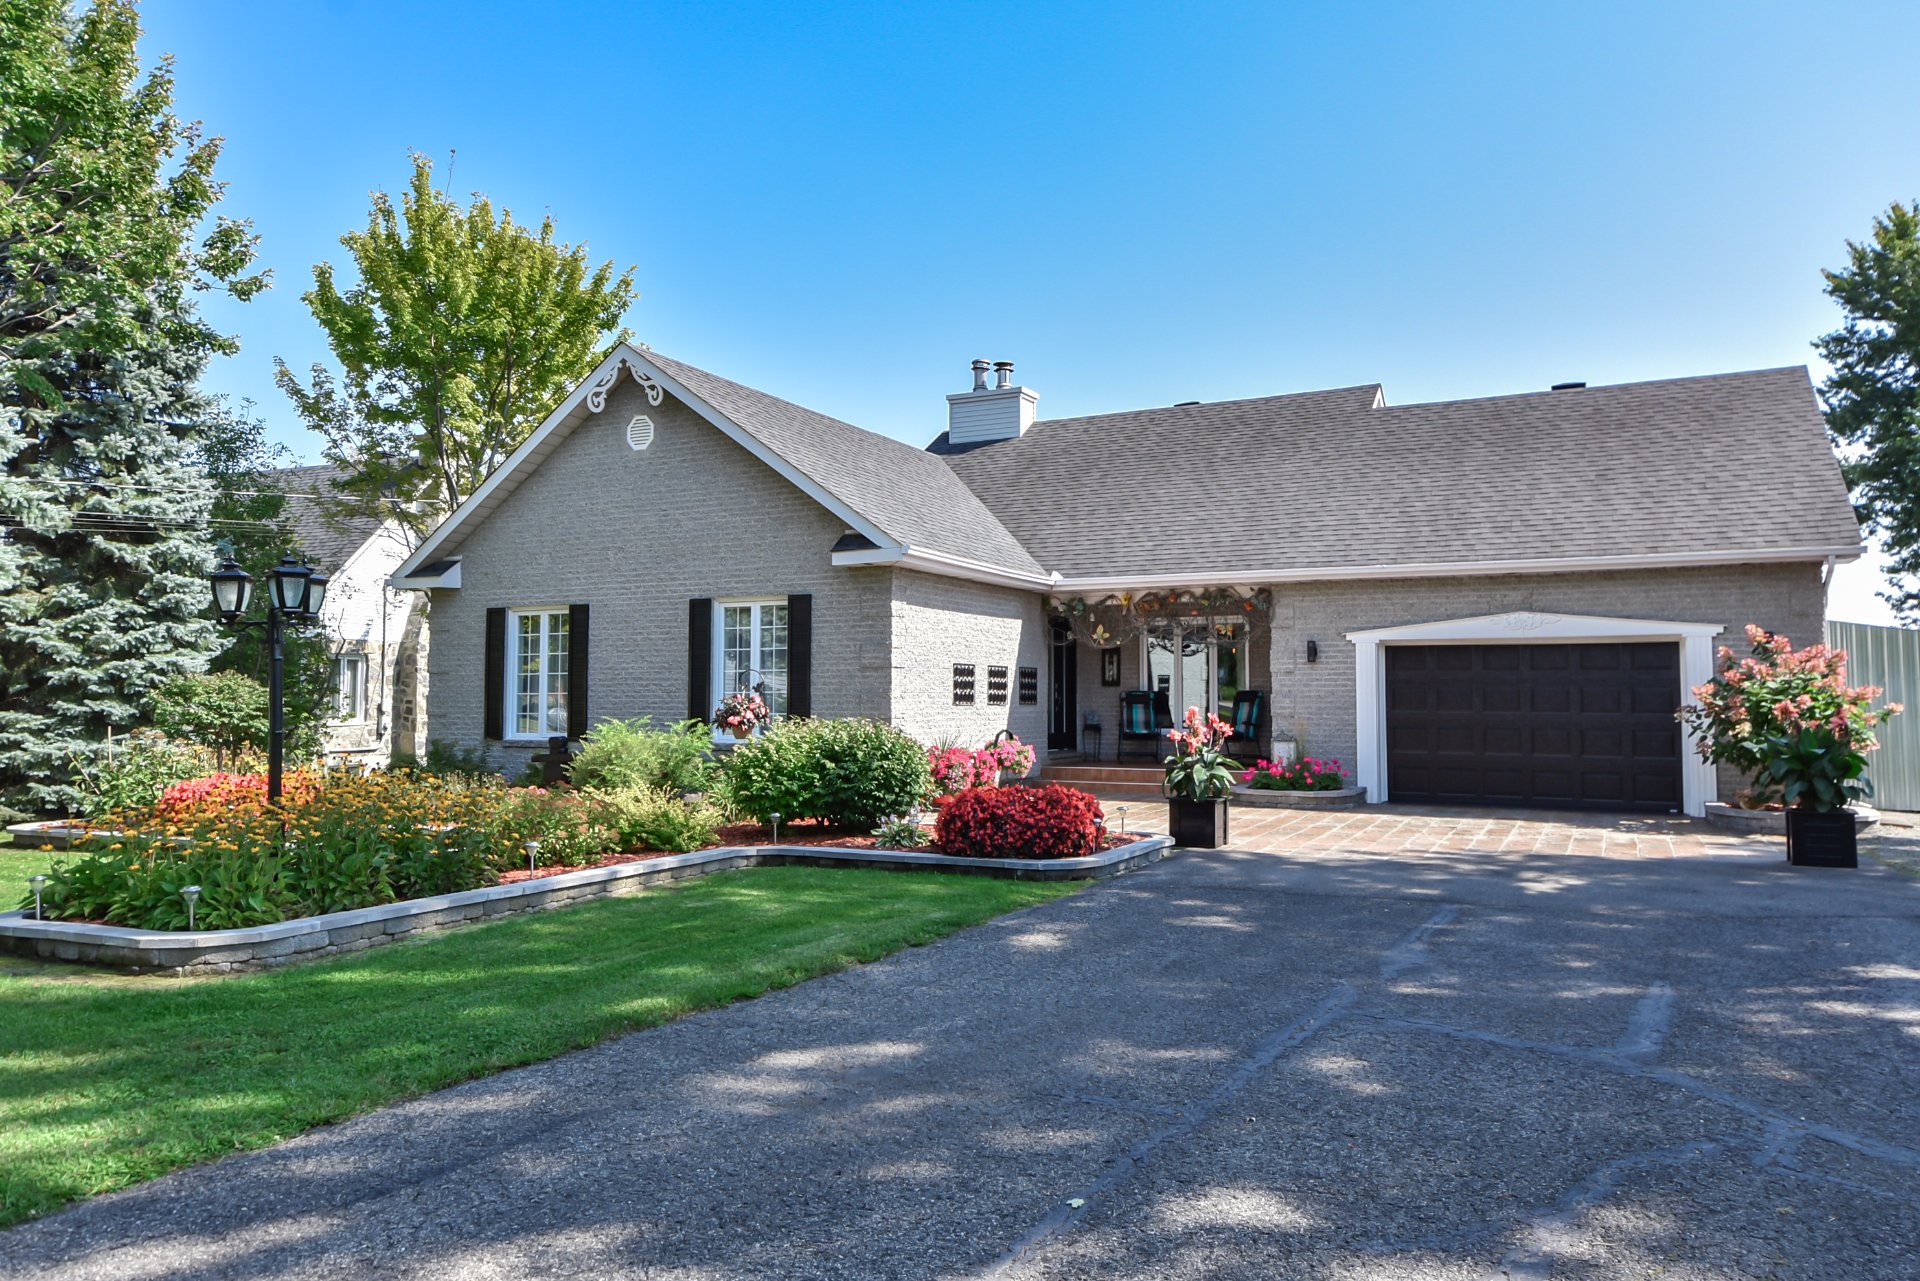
714,599,788,736
508,608,570,739
332,654,368,722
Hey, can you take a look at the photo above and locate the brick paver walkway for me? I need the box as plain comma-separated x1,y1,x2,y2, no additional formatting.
1102,799,1778,860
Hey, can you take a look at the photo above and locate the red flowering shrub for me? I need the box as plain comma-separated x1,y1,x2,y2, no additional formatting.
935,784,1105,859
153,771,318,820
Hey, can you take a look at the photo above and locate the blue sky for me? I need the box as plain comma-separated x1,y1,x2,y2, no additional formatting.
144,0,1918,617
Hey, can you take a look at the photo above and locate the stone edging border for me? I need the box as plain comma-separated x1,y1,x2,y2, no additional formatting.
1701,802,1880,837
1229,785,1368,810
0,835,1177,974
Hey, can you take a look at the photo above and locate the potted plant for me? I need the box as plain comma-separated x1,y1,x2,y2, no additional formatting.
714,690,771,742
1677,626,1901,868
1161,706,1239,847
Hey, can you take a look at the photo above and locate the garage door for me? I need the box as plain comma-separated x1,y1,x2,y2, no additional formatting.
1385,642,1683,814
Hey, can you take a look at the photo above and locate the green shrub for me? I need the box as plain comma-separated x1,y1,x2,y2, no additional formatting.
585,784,722,853
67,730,216,818
493,786,620,866
724,718,931,830
151,672,270,769
567,718,717,795
421,739,497,778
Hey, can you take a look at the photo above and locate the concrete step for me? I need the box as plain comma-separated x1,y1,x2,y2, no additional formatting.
1042,765,1164,784
1065,782,1168,801
1041,765,1167,800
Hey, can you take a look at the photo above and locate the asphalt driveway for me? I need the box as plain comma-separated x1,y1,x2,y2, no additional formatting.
4,835,1919,1280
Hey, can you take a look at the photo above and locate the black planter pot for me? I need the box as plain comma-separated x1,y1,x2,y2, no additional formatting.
1785,808,1858,868
1168,796,1229,848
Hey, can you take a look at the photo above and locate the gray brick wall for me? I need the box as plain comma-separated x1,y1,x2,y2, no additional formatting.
889,570,1047,768
1262,563,1827,794
426,378,893,772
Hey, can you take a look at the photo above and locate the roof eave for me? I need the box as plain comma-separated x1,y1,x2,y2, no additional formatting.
1050,545,1865,593
832,543,1057,592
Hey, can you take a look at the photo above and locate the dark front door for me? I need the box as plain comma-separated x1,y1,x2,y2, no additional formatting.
1385,642,1683,814
1048,618,1078,751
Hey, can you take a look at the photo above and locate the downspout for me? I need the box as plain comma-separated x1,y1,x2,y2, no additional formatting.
1822,554,1836,588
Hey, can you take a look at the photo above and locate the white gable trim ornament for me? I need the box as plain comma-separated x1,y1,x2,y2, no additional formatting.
586,354,665,413
1343,611,1724,818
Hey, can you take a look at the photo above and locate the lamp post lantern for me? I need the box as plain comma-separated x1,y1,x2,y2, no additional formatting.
210,549,327,803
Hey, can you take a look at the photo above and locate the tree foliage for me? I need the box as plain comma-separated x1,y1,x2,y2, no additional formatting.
1817,199,1920,619
0,0,264,813
275,154,635,533
187,399,330,759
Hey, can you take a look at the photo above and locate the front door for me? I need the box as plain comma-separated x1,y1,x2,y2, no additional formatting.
1144,624,1246,723
1048,618,1077,750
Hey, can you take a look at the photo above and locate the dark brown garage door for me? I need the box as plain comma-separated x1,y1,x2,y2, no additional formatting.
1385,642,1683,814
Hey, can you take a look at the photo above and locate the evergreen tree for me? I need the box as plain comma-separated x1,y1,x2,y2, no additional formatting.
0,0,265,813
1818,200,1920,619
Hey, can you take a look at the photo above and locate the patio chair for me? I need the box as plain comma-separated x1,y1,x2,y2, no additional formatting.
1226,689,1265,760
1117,691,1166,762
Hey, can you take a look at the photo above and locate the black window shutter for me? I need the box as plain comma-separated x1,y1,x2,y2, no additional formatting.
483,607,506,740
568,603,590,739
787,593,813,718
688,598,713,722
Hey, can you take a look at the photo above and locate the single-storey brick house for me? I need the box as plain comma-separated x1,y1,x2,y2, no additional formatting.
391,343,1861,817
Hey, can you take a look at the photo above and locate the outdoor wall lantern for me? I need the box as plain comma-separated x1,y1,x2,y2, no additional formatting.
1306,639,1319,664
208,549,330,803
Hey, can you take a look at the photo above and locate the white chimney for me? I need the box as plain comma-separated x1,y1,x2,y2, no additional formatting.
946,358,1037,446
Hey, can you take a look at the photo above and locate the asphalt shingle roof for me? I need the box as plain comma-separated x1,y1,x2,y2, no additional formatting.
269,464,387,575
937,366,1861,579
643,350,1046,578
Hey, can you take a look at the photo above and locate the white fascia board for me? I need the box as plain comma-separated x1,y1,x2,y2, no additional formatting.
1051,545,1865,594
389,557,461,590
392,342,902,580
628,350,895,550
1345,611,1726,643
831,543,1057,592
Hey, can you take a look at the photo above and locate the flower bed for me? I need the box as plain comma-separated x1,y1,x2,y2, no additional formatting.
16,758,1117,931
1240,755,1349,791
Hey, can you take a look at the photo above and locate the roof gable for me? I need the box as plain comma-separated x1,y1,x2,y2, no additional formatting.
395,344,1045,585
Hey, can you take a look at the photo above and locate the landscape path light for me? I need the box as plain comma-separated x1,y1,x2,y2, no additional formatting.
525,840,541,877
181,885,201,931
770,811,782,846
29,874,47,921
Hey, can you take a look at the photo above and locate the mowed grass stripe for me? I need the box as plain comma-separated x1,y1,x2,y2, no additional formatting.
0,865,1074,1227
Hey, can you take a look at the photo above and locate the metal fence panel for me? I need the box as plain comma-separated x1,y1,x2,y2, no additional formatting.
1827,620,1920,813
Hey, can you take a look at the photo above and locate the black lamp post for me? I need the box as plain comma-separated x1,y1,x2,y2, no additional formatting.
210,551,329,802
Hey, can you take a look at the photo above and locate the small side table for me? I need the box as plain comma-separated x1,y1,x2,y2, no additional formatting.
1080,723,1103,762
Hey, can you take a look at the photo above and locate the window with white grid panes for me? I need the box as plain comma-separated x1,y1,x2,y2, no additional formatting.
718,600,788,728
508,608,569,737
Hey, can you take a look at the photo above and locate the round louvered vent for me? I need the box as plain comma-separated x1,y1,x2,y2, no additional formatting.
626,414,655,451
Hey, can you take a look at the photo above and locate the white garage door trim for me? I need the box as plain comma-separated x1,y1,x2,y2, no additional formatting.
1345,612,1725,817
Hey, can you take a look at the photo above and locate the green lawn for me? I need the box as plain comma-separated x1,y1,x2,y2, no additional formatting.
0,866,1074,1226
0,839,70,913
